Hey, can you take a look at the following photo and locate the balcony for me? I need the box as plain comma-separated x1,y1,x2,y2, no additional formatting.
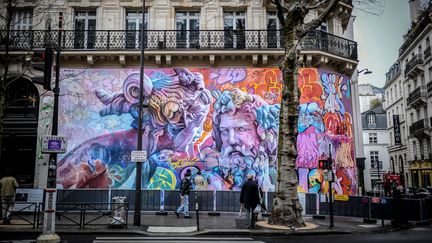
407,86,427,108
409,118,430,138
0,29,287,51
424,46,431,61
404,54,424,78
427,81,432,96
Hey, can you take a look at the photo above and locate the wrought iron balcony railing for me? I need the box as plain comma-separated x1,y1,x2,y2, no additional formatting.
424,46,431,60
0,30,358,60
0,30,285,51
407,85,427,105
300,30,358,60
410,118,429,134
404,54,424,76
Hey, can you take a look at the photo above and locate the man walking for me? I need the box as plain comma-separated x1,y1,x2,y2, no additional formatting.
240,174,260,228
0,169,19,224
175,170,192,218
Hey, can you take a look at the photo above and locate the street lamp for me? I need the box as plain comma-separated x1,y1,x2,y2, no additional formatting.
358,68,373,75
133,0,146,226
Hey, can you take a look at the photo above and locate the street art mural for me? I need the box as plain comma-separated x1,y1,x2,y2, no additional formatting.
56,68,282,191
52,67,356,195
296,68,357,196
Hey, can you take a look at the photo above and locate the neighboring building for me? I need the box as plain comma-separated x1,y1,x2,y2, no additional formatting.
384,0,432,190
0,0,361,195
359,84,384,113
361,104,390,193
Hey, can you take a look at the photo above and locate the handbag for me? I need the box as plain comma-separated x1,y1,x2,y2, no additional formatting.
253,204,261,213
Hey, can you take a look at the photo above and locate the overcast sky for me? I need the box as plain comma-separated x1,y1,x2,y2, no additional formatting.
354,0,411,88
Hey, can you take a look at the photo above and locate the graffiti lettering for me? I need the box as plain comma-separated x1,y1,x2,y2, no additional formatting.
210,68,247,84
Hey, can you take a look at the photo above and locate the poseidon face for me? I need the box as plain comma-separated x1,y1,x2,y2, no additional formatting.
218,111,260,171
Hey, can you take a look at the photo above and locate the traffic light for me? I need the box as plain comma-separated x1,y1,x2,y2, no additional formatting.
31,47,53,90
318,159,332,170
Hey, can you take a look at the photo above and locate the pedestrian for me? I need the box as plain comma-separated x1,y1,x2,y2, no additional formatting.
0,169,19,224
240,174,260,228
392,185,405,227
175,169,192,218
194,171,207,190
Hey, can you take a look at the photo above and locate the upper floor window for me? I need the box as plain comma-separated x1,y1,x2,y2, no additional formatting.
368,114,376,124
267,11,281,48
126,10,148,31
224,11,245,31
370,151,381,168
369,133,378,144
11,10,32,30
74,11,96,49
176,11,200,48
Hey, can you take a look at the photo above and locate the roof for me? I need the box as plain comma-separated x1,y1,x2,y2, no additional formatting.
361,104,387,129
359,84,384,96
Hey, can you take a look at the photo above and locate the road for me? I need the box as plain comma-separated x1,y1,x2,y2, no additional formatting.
0,226,431,243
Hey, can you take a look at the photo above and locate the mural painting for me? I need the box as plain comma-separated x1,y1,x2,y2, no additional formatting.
56,68,282,191
296,68,357,196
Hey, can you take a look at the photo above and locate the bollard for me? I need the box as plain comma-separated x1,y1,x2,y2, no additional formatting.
195,191,200,231
208,190,220,216
155,190,168,215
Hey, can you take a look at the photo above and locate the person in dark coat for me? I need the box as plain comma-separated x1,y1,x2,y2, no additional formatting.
175,169,192,218
240,174,260,228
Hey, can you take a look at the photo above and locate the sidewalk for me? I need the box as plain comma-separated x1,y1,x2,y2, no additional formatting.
0,211,398,236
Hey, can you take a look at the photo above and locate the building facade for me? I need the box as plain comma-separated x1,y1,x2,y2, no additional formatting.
384,0,432,190
359,83,384,113
0,0,361,195
361,104,390,193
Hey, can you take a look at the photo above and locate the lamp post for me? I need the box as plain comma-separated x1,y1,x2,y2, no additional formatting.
133,0,146,226
37,12,63,243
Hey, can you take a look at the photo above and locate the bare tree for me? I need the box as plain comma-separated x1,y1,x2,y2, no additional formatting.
0,0,55,165
267,0,343,227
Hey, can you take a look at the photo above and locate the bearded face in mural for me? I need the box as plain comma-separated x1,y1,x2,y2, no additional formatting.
211,89,279,191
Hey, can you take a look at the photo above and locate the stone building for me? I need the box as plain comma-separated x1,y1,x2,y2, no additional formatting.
384,0,432,189
361,104,390,193
0,0,362,195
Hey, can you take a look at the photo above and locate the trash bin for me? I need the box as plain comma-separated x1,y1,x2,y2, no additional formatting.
108,196,126,228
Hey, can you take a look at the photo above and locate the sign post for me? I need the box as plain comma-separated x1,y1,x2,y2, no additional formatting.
37,12,63,243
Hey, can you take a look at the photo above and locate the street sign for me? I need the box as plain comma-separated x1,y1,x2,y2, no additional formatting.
381,198,387,204
334,194,349,201
393,115,401,145
131,150,147,162
41,135,67,154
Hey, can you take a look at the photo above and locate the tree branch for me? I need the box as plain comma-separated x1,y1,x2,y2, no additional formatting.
303,0,340,33
306,0,331,10
269,0,287,24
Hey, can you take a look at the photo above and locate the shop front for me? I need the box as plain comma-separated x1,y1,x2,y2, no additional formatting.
410,161,432,188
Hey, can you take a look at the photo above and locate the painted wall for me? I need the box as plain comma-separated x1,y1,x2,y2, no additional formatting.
46,67,357,195
55,68,282,191
296,68,357,196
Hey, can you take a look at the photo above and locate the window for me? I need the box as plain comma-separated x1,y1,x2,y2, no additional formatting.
267,11,281,48
368,114,376,124
224,11,245,49
176,11,200,48
369,133,378,144
125,10,148,48
74,11,96,49
11,10,33,30
370,151,381,169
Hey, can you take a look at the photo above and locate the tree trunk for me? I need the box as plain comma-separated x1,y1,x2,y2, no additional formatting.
269,47,305,227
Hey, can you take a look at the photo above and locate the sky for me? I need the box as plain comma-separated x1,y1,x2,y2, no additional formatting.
354,0,411,88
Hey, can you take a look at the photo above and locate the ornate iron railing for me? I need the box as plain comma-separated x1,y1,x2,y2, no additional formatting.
0,30,285,50
424,46,431,60
410,118,429,134
407,85,426,105
300,30,358,60
405,54,424,76
0,30,358,60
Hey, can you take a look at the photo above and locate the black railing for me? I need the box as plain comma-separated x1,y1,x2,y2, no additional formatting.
409,118,429,134
0,29,358,60
407,86,426,105
424,46,431,60
427,81,432,94
0,30,284,51
300,30,358,60
405,54,424,76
